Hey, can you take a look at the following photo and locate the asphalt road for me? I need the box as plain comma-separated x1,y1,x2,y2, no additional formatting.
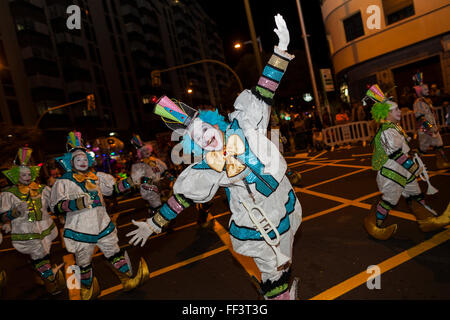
1,141,449,301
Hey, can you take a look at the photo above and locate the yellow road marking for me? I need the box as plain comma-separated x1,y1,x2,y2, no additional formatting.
212,219,261,282
304,168,370,190
117,196,142,204
352,153,373,157
98,246,229,298
310,228,450,300
308,161,372,169
297,188,416,222
297,161,340,175
288,150,329,167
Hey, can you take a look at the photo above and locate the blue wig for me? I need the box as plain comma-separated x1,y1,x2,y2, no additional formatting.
181,109,229,156
55,150,95,172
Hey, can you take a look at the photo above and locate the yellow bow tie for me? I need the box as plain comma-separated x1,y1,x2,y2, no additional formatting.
18,182,40,197
206,134,246,177
73,171,98,191
142,157,157,167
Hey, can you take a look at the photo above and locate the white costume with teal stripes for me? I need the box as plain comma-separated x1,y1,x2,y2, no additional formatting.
173,87,302,284
129,15,302,299
50,171,120,266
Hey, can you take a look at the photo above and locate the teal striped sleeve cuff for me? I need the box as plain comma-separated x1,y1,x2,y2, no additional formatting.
254,46,295,104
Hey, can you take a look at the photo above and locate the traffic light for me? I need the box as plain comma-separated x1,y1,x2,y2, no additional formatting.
151,71,161,87
86,94,96,110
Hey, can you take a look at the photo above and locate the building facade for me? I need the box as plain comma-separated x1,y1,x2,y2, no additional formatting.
0,0,229,141
321,0,450,106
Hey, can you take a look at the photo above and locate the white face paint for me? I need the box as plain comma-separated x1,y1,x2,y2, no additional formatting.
188,118,223,151
73,153,89,172
18,167,32,185
421,84,429,96
140,146,152,158
387,102,401,123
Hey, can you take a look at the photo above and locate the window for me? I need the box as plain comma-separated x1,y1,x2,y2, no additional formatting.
382,0,415,25
343,11,364,42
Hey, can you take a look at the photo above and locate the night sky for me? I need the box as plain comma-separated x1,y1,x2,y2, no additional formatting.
196,0,331,69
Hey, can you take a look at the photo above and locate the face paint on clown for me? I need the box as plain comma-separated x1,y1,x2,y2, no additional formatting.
421,84,429,97
386,101,402,123
139,146,152,159
72,152,89,172
18,167,32,185
188,118,223,151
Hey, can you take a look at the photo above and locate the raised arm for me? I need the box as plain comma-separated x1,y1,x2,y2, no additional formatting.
254,14,295,105
230,14,295,132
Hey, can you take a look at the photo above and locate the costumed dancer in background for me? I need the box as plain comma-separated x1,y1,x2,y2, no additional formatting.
127,14,301,300
0,147,65,295
412,72,450,169
363,85,450,240
50,131,149,300
130,134,167,216
0,223,7,293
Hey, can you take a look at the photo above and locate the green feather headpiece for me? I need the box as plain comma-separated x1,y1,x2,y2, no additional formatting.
2,147,40,185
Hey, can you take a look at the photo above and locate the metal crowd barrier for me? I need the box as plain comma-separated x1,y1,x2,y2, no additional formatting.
321,106,449,147
322,121,375,147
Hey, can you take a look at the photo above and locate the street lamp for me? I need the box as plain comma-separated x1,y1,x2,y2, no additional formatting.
233,36,262,52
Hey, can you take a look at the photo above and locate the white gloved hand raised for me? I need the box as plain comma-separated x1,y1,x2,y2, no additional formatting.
126,219,155,247
274,13,290,51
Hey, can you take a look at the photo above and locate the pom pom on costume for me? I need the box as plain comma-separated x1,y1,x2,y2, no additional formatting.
371,102,391,123
55,131,95,172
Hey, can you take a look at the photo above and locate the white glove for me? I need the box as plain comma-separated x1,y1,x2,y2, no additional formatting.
274,13,290,51
126,219,155,247
2,223,11,234
78,194,93,209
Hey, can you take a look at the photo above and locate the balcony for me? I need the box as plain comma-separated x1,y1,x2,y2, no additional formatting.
61,57,89,70
124,22,143,34
47,2,66,19
21,46,55,61
55,33,84,47
120,3,140,17
16,19,49,36
144,33,160,44
28,74,63,89
8,0,44,7
130,41,147,53
66,80,92,94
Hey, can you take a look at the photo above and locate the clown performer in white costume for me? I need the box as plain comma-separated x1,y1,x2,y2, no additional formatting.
412,72,450,169
0,232,5,294
363,85,450,240
0,216,9,293
130,134,168,215
127,14,302,300
0,147,65,295
50,131,149,300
